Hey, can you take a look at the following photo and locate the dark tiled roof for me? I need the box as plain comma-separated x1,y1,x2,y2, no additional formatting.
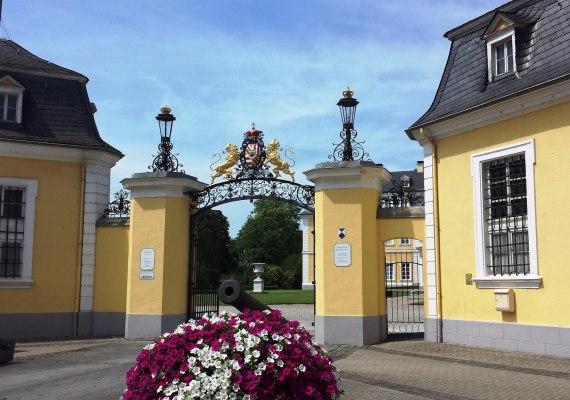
0,39,87,81
407,0,569,135
0,40,121,155
382,169,424,191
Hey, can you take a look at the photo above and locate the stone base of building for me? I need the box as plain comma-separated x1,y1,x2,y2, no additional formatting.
93,312,125,337
425,317,570,357
125,313,186,340
315,315,387,345
0,312,75,340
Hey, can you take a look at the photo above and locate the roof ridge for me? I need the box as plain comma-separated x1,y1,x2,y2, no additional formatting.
0,39,88,82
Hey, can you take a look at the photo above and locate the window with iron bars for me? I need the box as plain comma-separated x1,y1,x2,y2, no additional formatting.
483,154,529,276
0,186,25,278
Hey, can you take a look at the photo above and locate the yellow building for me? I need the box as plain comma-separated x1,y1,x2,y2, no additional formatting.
0,39,122,339
407,0,570,356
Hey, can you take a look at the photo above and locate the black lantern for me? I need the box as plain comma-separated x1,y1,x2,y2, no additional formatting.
156,105,176,142
149,105,184,173
337,87,359,130
329,88,368,162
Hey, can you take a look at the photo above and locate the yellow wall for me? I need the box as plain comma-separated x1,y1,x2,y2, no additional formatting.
0,156,82,312
94,225,129,312
436,101,570,326
126,196,189,316
315,187,380,316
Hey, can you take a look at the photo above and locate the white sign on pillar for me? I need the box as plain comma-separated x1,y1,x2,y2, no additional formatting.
334,243,352,267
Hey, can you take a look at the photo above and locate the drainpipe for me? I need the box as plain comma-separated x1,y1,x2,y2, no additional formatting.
73,151,88,337
419,128,443,343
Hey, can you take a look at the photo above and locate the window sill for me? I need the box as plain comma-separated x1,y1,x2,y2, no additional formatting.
0,279,33,288
473,275,542,289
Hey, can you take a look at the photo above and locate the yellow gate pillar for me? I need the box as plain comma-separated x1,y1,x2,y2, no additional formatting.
121,172,206,339
305,161,391,345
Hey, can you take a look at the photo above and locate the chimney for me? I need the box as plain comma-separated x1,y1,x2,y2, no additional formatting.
416,161,424,173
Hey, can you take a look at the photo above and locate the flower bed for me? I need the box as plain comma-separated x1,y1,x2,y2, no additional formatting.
123,309,341,399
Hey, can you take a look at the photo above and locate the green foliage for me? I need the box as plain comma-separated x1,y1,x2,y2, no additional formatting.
230,200,304,289
264,265,285,287
235,200,302,265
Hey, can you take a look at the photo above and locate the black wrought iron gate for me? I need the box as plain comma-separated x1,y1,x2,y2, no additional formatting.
187,209,225,320
385,250,424,337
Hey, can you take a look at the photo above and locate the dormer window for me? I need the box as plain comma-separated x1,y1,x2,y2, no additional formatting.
483,14,520,82
0,94,18,122
0,75,25,124
494,37,514,76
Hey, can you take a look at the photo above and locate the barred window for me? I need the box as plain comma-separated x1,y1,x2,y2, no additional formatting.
0,187,25,278
483,154,529,276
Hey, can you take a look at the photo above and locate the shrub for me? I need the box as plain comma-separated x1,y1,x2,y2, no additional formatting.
123,309,341,399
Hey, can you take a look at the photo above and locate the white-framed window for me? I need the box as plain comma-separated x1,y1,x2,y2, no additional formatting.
385,262,394,280
385,239,395,246
400,262,411,281
471,140,540,288
0,75,25,124
0,178,37,288
400,238,411,245
0,94,18,122
400,175,411,187
486,27,516,81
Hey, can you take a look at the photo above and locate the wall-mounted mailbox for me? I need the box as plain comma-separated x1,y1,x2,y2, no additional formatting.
494,289,515,312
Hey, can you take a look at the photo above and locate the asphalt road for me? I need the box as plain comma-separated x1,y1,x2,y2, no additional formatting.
0,339,146,400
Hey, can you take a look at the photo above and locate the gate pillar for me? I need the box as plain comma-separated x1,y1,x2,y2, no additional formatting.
305,161,391,345
121,172,206,339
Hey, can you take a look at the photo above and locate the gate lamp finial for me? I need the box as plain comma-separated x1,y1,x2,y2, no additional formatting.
149,105,184,173
337,87,359,130
329,88,369,162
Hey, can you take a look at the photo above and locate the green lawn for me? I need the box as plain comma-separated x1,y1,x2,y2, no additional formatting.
246,290,315,305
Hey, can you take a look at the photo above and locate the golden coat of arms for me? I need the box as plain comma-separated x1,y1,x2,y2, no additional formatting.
210,123,296,184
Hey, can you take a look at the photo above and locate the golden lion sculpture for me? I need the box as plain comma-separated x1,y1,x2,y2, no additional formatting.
210,143,239,184
265,139,295,182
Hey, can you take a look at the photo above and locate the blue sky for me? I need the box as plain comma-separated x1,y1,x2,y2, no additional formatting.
2,0,505,236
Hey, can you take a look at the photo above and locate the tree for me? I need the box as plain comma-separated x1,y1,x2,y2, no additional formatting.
234,200,302,267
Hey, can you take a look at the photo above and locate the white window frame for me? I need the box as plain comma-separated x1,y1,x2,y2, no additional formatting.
471,140,540,288
385,239,395,246
385,262,394,280
0,76,25,124
400,238,411,245
486,27,516,82
400,262,411,281
0,177,37,288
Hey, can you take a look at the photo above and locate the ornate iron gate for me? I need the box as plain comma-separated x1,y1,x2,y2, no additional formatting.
187,209,226,320
385,248,424,337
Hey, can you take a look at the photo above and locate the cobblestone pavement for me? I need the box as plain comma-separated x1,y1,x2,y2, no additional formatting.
1,306,570,399
330,340,570,400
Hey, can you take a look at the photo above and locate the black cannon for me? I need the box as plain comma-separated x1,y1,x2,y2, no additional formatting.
0,339,15,364
217,280,272,313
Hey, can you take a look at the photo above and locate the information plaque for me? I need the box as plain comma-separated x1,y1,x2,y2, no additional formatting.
139,271,155,280
140,248,155,271
334,243,351,267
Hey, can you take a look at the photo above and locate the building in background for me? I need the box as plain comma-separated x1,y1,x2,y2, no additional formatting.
407,0,570,356
0,39,122,339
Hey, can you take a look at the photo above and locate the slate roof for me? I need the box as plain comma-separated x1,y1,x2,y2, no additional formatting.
407,0,570,137
0,39,122,155
382,168,424,192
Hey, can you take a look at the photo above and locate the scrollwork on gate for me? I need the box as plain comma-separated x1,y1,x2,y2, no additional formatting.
189,178,314,212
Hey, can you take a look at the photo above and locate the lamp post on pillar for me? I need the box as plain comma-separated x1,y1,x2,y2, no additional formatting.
149,105,184,173
329,88,369,162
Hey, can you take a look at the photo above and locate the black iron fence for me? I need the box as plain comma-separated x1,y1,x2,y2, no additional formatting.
385,248,424,336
